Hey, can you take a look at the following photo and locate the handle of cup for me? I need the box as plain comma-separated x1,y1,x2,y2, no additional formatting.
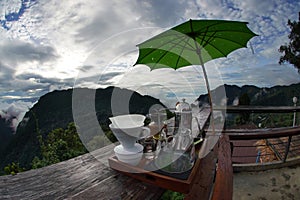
141,127,151,138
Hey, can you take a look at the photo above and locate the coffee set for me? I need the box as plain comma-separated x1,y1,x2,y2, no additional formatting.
109,99,201,173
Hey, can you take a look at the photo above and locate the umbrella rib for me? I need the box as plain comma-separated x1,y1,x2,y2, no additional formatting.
197,29,254,57
200,29,255,46
198,26,210,47
214,34,254,46
170,38,198,51
155,34,199,69
199,31,217,49
149,30,199,51
169,39,195,51
161,31,197,51
175,37,192,68
137,34,195,64
200,35,250,57
150,36,191,69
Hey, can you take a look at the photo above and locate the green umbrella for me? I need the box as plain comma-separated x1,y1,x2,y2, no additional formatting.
134,19,257,134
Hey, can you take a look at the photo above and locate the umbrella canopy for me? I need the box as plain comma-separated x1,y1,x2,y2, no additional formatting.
134,19,257,70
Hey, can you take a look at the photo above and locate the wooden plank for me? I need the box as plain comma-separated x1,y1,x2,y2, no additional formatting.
225,126,300,140
231,140,258,164
211,135,233,200
214,105,300,113
71,173,164,200
184,143,218,200
0,143,165,200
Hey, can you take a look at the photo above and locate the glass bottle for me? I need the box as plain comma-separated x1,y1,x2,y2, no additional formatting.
175,99,192,134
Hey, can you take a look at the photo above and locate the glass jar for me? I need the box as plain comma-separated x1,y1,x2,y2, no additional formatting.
174,99,192,134
155,128,195,173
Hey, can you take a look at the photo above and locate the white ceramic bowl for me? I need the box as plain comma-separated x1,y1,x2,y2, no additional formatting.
109,114,146,129
114,144,143,166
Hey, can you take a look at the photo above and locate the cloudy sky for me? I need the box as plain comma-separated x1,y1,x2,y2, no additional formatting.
1,0,300,125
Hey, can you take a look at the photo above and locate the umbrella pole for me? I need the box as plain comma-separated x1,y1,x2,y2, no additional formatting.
190,22,216,135
200,63,216,135
194,40,216,135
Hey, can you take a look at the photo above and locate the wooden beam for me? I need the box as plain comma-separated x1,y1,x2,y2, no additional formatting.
211,135,233,200
225,126,300,140
214,105,300,113
184,143,218,200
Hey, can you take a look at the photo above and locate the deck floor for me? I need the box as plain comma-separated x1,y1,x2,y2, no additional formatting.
233,164,300,200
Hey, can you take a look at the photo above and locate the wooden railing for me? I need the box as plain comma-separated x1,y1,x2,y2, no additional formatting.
213,106,300,171
222,105,300,113
185,135,233,200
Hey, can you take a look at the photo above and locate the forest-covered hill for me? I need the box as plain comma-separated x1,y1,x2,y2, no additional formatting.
0,117,14,152
0,86,165,171
197,83,300,106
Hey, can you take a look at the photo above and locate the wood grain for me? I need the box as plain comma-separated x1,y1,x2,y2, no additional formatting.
0,144,164,199
211,135,233,200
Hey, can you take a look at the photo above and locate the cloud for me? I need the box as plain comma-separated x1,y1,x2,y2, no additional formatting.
220,63,300,87
0,61,15,83
0,69,74,107
133,0,190,26
0,0,299,116
0,39,58,66
0,100,33,132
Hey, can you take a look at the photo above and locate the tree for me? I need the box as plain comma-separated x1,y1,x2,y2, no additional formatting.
32,122,88,169
4,162,25,175
279,12,300,71
236,93,251,125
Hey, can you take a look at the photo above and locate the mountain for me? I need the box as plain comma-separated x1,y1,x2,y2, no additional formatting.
0,86,165,171
2,83,300,171
197,83,300,106
0,116,14,152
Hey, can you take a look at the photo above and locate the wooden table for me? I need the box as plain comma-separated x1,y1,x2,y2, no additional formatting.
0,144,165,200
0,107,228,200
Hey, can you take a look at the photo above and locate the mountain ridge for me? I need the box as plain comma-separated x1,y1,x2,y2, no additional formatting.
1,83,300,172
0,86,165,171
197,83,300,106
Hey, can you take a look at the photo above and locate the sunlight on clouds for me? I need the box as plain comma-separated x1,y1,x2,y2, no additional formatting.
0,0,300,109
111,65,209,106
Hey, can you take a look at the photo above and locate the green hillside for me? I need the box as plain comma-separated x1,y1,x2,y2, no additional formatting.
0,87,165,171
198,83,300,106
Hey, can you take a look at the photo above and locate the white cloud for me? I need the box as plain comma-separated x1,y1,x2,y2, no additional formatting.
0,100,33,132
0,39,58,66
220,63,300,87
0,0,299,113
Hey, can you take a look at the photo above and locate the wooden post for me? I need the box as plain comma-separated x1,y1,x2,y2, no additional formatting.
184,143,218,200
211,135,233,200
283,136,292,162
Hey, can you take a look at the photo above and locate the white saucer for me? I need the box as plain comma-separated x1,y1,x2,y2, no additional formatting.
114,143,143,155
